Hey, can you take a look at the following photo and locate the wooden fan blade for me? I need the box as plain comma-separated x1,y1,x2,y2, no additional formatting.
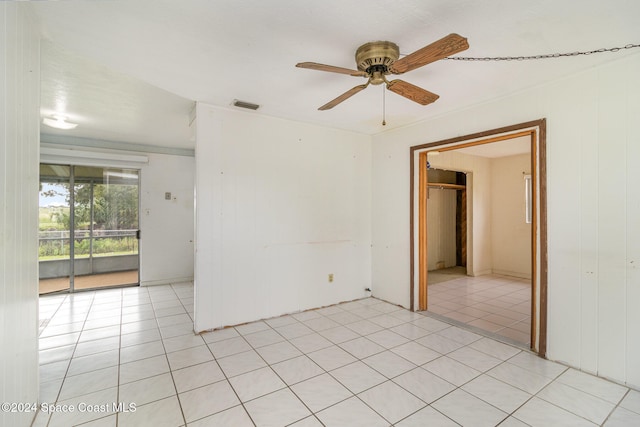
296,62,367,77
319,84,369,110
390,33,469,74
387,79,439,105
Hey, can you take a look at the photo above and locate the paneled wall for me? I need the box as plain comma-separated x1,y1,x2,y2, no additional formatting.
139,152,194,286
194,104,371,332
0,3,40,427
372,53,640,388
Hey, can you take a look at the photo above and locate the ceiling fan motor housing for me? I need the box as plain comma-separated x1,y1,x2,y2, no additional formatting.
355,41,399,84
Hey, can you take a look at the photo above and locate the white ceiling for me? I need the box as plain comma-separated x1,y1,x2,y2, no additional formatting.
32,0,640,150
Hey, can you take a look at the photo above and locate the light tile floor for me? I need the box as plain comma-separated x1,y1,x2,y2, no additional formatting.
428,273,531,346
33,283,639,426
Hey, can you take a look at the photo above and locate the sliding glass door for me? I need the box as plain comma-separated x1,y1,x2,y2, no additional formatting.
39,164,140,294
39,165,72,293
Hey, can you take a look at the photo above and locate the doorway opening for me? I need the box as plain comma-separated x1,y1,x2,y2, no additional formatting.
425,168,468,284
39,163,141,294
410,120,547,356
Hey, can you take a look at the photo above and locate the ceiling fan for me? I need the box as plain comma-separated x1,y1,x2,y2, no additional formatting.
296,33,469,110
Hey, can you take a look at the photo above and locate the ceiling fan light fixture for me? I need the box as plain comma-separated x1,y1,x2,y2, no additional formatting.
232,99,260,110
296,33,469,110
42,115,78,130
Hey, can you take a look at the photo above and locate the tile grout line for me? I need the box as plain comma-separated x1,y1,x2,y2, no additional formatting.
152,284,189,427
37,286,639,427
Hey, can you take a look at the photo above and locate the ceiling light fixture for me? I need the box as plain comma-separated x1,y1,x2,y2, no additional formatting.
42,115,78,130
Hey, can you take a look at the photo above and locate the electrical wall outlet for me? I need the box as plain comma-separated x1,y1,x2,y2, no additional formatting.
328,274,334,283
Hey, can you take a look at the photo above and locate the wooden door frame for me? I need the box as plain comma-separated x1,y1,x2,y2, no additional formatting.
409,119,547,356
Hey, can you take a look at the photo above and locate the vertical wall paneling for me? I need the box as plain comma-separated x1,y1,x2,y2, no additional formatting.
0,3,40,427
194,103,372,332
625,56,640,388
138,153,195,286
576,73,600,375
193,104,223,333
596,64,627,382
544,79,584,367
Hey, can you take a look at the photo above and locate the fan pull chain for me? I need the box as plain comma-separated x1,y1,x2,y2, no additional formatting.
382,86,386,126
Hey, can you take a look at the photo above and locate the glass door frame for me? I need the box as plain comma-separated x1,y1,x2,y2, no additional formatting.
39,163,141,294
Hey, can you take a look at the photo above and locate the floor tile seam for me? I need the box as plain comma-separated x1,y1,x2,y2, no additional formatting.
114,294,126,425
531,388,614,425
480,316,527,330
175,284,194,324
323,362,383,395
38,322,82,342
38,295,79,332
182,403,255,427
53,291,104,406
55,378,120,404
490,356,553,382
393,404,459,427
354,351,423,386
463,367,540,404
421,311,529,349
553,376,631,406
62,352,121,378
609,389,640,419
154,295,190,427
426,374,521,423
310,392,392,425
337,342,387,361
502,358,569,385
286,376,355,420
203,330,304,427
386,370,454,406
351,385,426,426
443,349,505,374
470,299,530,311
40,313,88,326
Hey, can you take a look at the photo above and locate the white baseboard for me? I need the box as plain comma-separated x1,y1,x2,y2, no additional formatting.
469,269,493,277
491,269,531,280
140,276,194,287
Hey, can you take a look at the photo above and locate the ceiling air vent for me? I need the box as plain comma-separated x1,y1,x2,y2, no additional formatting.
232,99,260,110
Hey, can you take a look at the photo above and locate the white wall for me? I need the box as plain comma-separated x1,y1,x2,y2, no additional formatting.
140,152,194,285
0,3,40,427
194,103,371,331
490,153,531,279
372,53,640,388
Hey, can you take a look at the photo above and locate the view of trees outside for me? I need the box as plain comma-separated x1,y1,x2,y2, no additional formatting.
39,180,138,260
